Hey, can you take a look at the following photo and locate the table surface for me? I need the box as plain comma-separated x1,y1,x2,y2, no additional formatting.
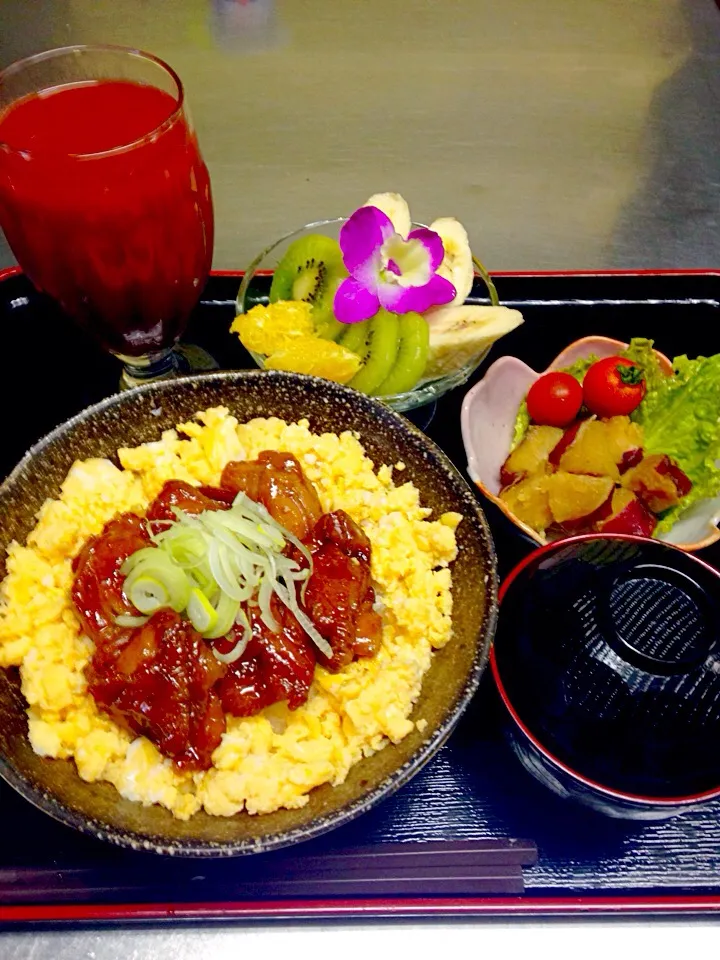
2,0,720,953
1,0,720,275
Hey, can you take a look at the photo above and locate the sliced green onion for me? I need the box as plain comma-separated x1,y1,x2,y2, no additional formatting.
125,558,191,613
207,538,225,594
154,528,207,568
276,527,313,571
186,587,218,634
231,493,286,542
187,561,216,599
242,557,266,594
121,546,172,577
205,591,241,640
213,607,251,663
219,548,253,603
257,574,278,633
274,578,333,658
207,540,250,603
206,510,282,552
118,481,331,656
114,613,150,628
274,553,305,580
127,575,170,615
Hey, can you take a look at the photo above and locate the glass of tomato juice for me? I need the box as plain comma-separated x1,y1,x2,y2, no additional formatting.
0,45,214,388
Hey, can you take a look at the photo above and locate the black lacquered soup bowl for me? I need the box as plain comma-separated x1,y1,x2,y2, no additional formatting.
492,534,720,819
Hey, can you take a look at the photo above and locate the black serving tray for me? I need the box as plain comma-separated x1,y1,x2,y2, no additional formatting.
1,267,720,925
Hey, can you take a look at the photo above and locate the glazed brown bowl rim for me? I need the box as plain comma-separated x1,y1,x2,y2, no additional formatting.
0,369,498,856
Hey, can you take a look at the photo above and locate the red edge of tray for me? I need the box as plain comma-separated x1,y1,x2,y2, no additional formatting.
4,894,720,924
213,267,720,279
1,262,718,924
3,265,718,285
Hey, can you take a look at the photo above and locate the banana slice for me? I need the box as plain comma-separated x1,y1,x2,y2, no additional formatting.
363,192,412,239
424,305,524,379
429,217,474,306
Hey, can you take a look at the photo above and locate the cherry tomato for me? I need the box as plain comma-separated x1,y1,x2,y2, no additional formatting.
582,357,646,418
526,372,583,427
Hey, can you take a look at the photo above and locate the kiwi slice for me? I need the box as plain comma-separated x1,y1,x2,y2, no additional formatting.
338,319,370,355
346,310,400,394
269,234,347,340
375,312,430,395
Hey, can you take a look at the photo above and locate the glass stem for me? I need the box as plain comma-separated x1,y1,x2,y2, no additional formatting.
116,346,179,391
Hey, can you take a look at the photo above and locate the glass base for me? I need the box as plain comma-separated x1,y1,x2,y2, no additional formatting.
117,343,219,391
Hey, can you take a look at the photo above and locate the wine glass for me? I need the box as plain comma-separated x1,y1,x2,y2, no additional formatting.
0,45,215,389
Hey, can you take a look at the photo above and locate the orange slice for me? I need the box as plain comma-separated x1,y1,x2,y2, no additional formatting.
264,338,361,384
231,301,314,355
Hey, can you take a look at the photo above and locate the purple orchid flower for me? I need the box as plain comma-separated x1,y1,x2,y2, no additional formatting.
333,206,456,323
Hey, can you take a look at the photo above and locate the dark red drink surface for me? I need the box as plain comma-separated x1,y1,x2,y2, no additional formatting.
0,80,214,357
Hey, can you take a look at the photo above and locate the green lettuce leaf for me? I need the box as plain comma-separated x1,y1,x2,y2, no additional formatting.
559,338,664,391
510,400,530,450
562,353,598,383
622,338,667,403
634,352,720,532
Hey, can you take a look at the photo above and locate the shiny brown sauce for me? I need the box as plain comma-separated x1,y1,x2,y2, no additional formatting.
71,452,382,770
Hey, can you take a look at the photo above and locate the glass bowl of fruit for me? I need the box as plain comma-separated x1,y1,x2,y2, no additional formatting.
234,194,523,413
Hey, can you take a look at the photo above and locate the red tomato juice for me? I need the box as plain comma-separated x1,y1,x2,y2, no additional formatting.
0,80,214,357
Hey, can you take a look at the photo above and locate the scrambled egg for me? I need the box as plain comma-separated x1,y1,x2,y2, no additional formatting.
0,408,459,820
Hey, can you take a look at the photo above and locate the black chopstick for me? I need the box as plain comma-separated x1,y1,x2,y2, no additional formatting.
221,874,528,897
249,861,523,881
1,839,538,902
4,870,528,900
246,844,538,881
301,839,538,867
